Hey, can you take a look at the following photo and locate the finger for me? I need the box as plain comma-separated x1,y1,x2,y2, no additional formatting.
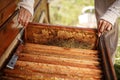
98,32,102,37
21,9,26,26
98,20,103,37
98,20,109,37
104,22,109,30
18,8,27,26
24,15,29,27
98,20,103,29
18,10,22,24
107,24,112,31
99,21,107,33
98,20,104,33
18,11,24,25
18,16,23,26
103,21,112,31
24,12,32,27
22,11,28,27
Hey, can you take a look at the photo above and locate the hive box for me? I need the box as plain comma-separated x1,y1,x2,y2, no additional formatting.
0,23,117,80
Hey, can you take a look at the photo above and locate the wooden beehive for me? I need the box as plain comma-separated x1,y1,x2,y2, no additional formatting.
0,22,117,80
0,0,117,80
0,23,104,80
25,23,97,49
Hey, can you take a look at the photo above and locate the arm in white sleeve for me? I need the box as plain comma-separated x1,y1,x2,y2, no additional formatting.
18,0,34,16
101,0,120,25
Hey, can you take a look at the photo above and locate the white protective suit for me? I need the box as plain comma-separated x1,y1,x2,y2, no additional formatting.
18,0,34,16
95,0,120,63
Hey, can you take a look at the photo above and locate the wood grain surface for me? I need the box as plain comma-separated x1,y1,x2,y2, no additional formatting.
25,23,97,49
1,43,103,80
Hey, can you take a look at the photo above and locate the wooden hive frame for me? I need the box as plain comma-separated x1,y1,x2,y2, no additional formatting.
0,22,117,80
25,23,98,49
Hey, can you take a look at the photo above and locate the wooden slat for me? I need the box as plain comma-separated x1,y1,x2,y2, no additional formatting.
3,69,74,80
33,0,49,23
0,0,13,11
23,43,99,57
18,53,101,69
0,0,18,26
34,0,40,9
25,43,98,55
3,68,101,80
0,11,20,57
0,76,23,80
23,50,99,61
25,23,97,49
1,43,103,79
16,61,102,77
22,43,100,61
3,60,102,79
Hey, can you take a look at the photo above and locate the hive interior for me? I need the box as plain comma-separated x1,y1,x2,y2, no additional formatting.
1,23,103,80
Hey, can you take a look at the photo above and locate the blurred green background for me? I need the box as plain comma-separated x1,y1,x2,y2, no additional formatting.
49,0,94,26
49,0,120,79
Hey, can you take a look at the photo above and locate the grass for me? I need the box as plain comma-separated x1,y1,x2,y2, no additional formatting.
115,61,120,79
115,41,120,79
115,20,120,79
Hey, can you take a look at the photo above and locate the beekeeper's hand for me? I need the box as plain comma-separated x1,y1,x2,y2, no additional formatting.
18,7,32,27
98,19,112,37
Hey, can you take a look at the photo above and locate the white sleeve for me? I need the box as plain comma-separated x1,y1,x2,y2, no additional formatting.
18,0,34,16
100,0,120,25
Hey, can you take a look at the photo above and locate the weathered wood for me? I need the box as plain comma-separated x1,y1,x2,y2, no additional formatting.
22,43,100,61
23,43,99,57
3,69,74,80
0,29,22,69
16,61,102,77
0,76,23,80
34,0,40,8
23,50,100,61
3,68,101,80
18,53,101,69
0,11,19,58
25,43,98,55
33,0,49,23
3,60,102,79
25,23,97,49
0,0,17,26
1,43,102,79
0,0,13,11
